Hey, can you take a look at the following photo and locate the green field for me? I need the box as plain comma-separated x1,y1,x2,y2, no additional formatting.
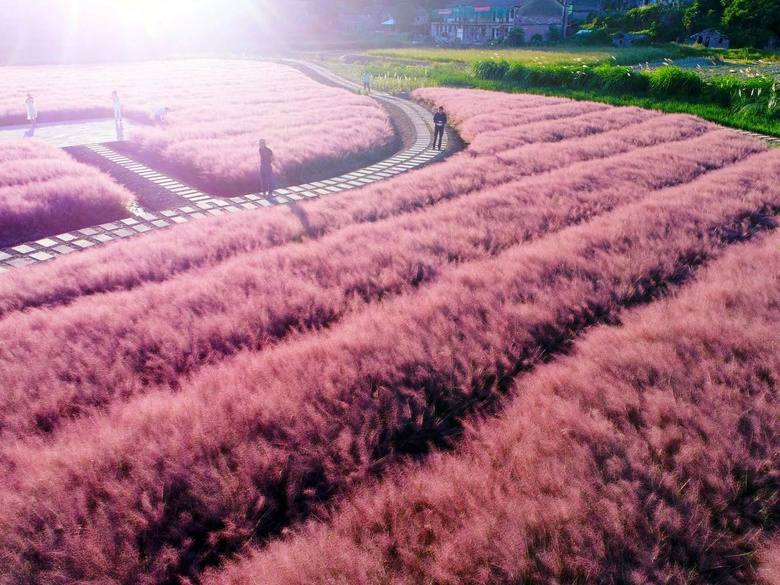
366,45,699,66
322,44,780,138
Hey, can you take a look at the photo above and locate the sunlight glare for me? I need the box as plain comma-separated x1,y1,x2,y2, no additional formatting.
112,0,201,37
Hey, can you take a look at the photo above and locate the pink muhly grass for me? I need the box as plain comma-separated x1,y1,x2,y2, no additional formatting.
2,147,780,584
0,60,395,194
0,139,132,247
0,96,665,315
757,538,780,584
205,227,780,585
0,123,762,440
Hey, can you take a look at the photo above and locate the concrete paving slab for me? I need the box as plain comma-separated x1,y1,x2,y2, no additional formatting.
0,118,146,148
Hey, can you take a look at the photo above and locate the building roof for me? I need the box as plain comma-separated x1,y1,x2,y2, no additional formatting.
515,0,564,17
445,0,527,7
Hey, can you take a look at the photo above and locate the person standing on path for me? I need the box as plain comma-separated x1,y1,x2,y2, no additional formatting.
25,94,37,127
111,90,122,122
432,106,446,150
258,139,274,198
362,71,371,93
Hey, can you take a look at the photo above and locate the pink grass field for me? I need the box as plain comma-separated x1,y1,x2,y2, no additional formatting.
205,220,780,585
0,89,779,584
0,139,132,247
0,60,395,194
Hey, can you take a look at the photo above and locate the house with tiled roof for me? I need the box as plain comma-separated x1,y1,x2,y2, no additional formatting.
430,0,570,43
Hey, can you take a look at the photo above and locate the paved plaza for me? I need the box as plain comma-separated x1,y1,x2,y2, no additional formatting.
0,118,145,148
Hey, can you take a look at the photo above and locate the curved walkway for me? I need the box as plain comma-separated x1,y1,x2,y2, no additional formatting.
0,64,449,273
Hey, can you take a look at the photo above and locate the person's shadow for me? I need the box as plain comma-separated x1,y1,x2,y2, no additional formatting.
23,126,35,138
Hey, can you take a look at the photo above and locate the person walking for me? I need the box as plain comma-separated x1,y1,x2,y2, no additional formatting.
111,90,122,122
25,94,37,127
432,105,446,150
362,71,371,93
258,139,274,197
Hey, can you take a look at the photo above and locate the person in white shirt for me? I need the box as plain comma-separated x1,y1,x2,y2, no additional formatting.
111,91,122,122
25,94,37,126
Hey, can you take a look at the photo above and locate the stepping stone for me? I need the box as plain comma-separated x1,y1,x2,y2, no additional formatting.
30,251,54,261
241,202,257,209
54,245,76,254
94,234,114,243
132,225,152,233
12,244,35,254
161,210,177,217
0,252,12,261
78,228,98,236
113,229,136,238
152,220,170,228
56,233,77,242
171,216,188,223
8,258,34,267
72,240,95,249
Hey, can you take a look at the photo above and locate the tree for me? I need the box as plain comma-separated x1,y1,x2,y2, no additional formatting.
723,0,780,46
392,2,417,32
505,26,525,46
684,0,725,32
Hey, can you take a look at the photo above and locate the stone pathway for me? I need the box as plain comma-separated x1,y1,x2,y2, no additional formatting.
0,64,449,274
0,118,144,148
734,130,780,145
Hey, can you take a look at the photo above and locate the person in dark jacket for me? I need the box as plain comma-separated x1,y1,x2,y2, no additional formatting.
432,106,446,150
258,139,274,197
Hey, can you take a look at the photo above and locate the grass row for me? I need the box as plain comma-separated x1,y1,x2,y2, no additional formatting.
0,114,755,441
3,144,779,584
0,96,606,317
206,211,780,585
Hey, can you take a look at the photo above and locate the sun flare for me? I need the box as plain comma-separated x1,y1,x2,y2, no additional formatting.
111,0,203,37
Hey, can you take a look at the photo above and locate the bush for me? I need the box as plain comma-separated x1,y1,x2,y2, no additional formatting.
504,62,527,82
525,64,577,87
649,66,703,97
567,27,612,45
592,64,651,93
505,27,525,46
472,59,510,80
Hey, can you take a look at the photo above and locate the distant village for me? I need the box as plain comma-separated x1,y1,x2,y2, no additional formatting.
326,0,722,47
